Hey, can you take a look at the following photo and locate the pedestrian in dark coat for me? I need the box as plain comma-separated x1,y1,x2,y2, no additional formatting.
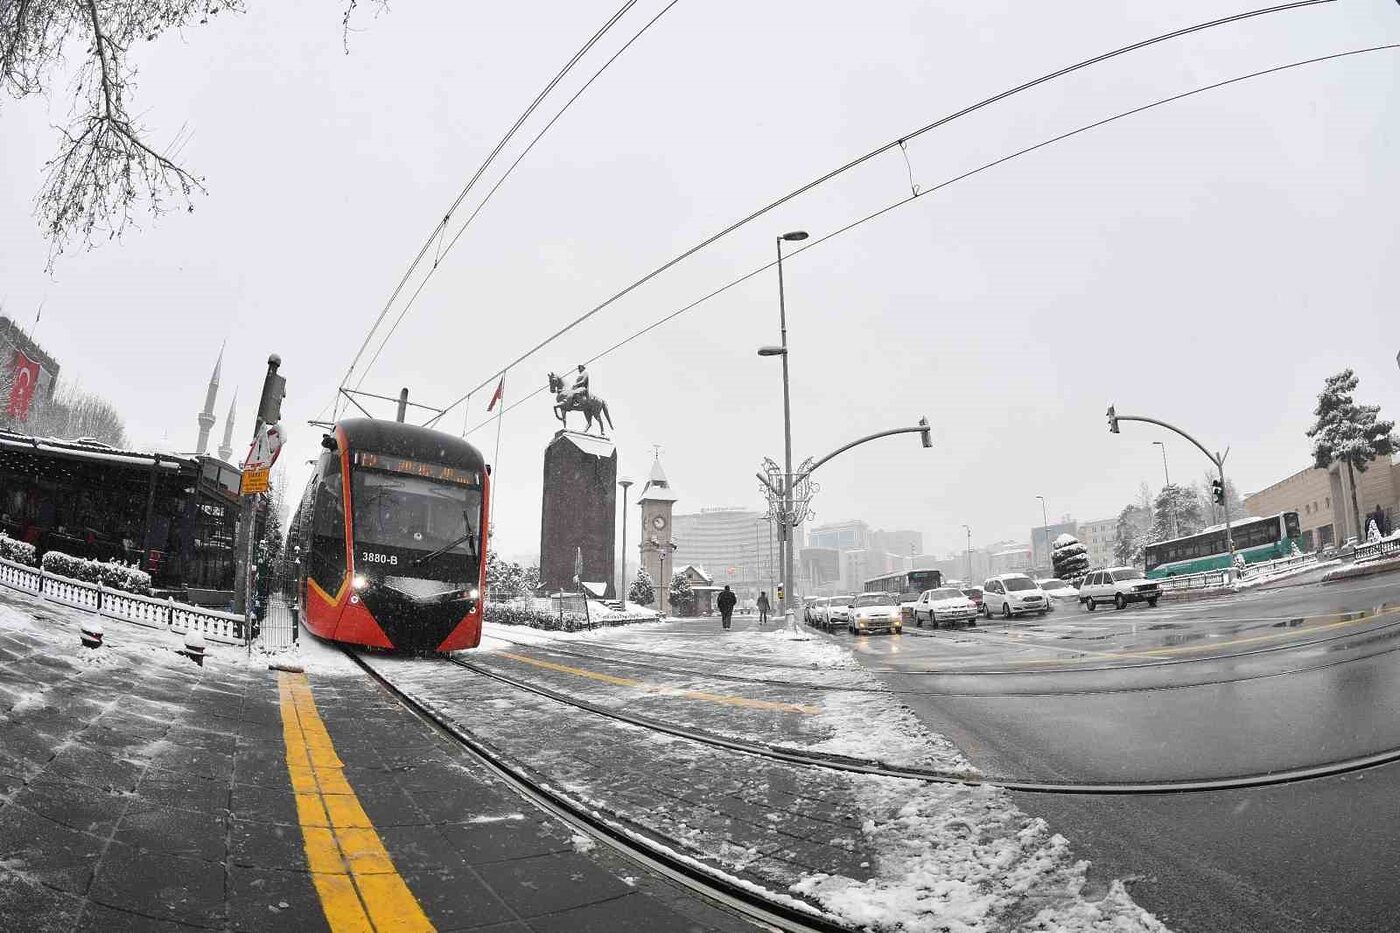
717,585,737,630
756,591,770,625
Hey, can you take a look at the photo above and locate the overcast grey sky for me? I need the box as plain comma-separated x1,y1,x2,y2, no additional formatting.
3,0,1398,561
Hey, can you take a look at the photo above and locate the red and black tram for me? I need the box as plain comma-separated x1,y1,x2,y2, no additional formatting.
290,418,489,652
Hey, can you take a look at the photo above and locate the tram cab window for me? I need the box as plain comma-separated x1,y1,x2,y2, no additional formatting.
350,466,483,564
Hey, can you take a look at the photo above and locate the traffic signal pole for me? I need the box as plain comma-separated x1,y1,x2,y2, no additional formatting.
234,355,286,640
757,418,932,620
1107,407,1233,558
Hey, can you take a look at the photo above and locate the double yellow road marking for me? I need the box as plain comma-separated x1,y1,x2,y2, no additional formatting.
278,672,434,932
498,651,821,714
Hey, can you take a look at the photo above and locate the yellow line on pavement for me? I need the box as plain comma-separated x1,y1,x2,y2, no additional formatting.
498,651,820,714
278,672,434,932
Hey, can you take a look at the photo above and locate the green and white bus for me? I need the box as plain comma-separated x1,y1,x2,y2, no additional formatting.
1145,511,1301,579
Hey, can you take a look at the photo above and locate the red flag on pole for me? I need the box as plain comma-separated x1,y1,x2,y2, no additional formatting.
6,351,40,421
487,376,504,412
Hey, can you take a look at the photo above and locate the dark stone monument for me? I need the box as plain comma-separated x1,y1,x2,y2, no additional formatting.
539,431,617,597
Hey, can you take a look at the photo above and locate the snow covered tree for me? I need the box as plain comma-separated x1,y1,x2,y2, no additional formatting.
628,567,655,606
669,572,694,616
486,552,529,599
1051,534,1089,582
1307,369,1397,544
1113,503,1151,567
1152,484,1204,542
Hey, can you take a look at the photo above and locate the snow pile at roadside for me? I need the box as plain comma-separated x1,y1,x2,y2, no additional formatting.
792,777,1168,932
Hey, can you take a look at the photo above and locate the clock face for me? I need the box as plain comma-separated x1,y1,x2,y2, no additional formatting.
651,515,667,531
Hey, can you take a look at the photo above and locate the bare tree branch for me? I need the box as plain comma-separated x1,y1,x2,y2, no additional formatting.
2,0,242,267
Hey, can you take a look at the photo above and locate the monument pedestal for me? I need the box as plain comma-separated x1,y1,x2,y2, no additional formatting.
540,431,617,598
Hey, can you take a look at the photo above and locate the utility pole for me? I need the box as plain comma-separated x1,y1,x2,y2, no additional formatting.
234,355,286,641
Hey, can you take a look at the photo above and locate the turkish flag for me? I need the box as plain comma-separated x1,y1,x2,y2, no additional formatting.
7,351,40,421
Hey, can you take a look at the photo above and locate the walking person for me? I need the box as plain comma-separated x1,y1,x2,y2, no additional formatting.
717,584,736,631
756,591,770,625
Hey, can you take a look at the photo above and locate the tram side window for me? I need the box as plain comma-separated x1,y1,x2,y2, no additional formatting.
309,463,347,594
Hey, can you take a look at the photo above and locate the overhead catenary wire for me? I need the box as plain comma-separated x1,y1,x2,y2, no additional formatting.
357,0,685,389
456,41,1400,439
426,0,1337,429
330,0,643,420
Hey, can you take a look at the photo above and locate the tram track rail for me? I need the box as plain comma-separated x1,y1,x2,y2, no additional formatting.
343,647,852,933
446,654,1400,795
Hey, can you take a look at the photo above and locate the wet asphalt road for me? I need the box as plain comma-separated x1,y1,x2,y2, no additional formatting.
834,572,1400,932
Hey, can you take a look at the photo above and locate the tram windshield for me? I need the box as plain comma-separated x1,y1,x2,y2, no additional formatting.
352,468,483,561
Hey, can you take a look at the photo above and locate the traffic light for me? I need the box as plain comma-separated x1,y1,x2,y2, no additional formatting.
777,585,785,602
1211,479,1225,505
918,416,932,448
1106,405,1119,434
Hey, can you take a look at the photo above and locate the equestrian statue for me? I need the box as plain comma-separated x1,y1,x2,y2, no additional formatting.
548,364,613,437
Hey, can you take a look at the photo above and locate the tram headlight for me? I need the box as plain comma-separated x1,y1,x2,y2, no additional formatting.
468,588,480,601
352,574,368,590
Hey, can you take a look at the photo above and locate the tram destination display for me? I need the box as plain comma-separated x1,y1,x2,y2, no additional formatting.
353,451,480,486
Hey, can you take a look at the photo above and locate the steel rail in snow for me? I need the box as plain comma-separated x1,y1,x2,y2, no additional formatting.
345,648,850,933
445,655,1400,796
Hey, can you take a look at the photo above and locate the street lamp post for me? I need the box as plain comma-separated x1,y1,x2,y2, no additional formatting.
1152,441,1177,537
1152,440,1170,486
1035,495,1050,575
618,478,633,602
961,524,972,581
761,229,808,623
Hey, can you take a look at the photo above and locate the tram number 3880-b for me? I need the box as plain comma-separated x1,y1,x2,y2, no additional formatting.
289,417,490,652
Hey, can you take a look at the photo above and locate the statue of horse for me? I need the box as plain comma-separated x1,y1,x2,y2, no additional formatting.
548,372,614,436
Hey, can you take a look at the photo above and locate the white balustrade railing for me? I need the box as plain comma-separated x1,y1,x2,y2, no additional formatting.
0,556,248,646
0,558,43,594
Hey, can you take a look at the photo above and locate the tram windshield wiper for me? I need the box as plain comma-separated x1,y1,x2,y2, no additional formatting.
410,511,478,567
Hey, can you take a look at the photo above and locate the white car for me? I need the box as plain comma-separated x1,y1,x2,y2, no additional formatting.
848,592,903,635
827,595,855,629
1079,567,1161,611
1036,578,1080,611
981,574,1049,619
804,597,826,627
912,587,979,627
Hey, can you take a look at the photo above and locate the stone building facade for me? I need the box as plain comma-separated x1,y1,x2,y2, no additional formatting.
1243,456,1400,550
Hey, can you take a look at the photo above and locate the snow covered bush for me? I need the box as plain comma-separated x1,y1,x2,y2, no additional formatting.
628,568,655,606
0,533,38,567
40,551,152,595
1051,533,1089,582
668,572,694,616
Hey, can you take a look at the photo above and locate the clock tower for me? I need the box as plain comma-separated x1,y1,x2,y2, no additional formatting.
636,455,678,613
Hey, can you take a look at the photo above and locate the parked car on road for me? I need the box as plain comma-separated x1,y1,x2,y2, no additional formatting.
981,574,1049,619
1036,578,1080,611
848,592,903,635
804,598,824,627
1079,567,1161,611
912,587,979,627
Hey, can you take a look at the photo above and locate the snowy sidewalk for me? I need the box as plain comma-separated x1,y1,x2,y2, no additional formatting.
0,592,755,932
